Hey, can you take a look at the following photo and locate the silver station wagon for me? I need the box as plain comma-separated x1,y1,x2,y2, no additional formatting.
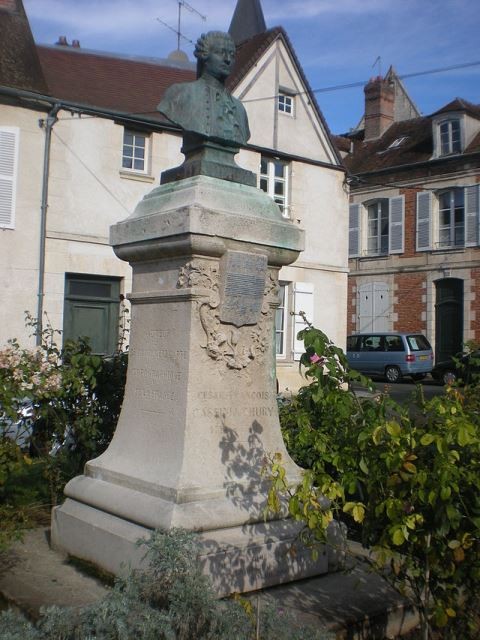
346,332,434,383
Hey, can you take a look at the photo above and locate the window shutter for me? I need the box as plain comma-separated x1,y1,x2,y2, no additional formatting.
416,191,432,251
293,282,314,361
349,203,360,257
0,128,19,228
465,184,479,247
389,195,404,254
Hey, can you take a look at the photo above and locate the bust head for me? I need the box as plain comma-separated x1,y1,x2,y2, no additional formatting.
194,31,236,82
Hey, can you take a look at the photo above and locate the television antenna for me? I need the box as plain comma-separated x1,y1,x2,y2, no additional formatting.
157,0,206,50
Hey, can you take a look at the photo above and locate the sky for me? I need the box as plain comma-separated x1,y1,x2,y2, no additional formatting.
23,0,480,134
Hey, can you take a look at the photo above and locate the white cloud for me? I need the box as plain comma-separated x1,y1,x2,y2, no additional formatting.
23,0,233,43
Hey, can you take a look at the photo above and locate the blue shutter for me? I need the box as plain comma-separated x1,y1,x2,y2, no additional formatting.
349,204,360,257
465,185,479,247
416,191,432,251
0,128,19,228
389,195,404,254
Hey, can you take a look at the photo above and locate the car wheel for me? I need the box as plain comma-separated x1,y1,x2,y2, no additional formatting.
385,365,402,383
412,373,426,382
443,370,456,385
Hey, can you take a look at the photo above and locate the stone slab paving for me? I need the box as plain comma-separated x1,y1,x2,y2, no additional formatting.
0,528,418,638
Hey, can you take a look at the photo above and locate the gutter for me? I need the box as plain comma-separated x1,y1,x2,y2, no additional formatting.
36,103,60,345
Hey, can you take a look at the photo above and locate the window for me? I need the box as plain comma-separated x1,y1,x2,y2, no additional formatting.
0,127,19,229
63,274,121,355
122,130,148,173
367,200,389,255
259,157,290,217
387,136,408,149
349,196,404,258
278,93,294,116
416,185,479,251
385,335,404,352
438,189,464,248
439,119,461,156
275,284,287,357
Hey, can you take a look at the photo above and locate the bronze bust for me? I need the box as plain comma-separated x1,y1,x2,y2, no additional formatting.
158,31,250,147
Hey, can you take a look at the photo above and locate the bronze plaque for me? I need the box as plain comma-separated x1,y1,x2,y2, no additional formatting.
219,251,267,327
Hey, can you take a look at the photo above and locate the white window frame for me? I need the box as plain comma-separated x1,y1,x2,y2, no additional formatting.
122,129,149,174
434,117,463,157
0,127,19,229
437,188,465,249
278,92,294,116
259,157,290,218
416,186,480,251
366,200,389,256
349,197,404,258
275,283,288,359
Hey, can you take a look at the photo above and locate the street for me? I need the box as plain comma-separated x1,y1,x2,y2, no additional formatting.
355,377,445,405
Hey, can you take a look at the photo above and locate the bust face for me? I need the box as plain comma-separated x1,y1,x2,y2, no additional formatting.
202,38,236,81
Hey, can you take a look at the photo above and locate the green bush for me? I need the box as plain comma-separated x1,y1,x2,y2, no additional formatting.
0,529,332,640
0,313,128,547
269,319,480,639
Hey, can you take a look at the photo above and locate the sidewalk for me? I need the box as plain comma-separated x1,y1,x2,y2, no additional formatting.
0,528,418,639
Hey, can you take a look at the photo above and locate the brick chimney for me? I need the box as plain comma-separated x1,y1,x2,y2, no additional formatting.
364,75,395,141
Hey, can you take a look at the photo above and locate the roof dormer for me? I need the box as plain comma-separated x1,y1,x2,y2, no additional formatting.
432,112,464,158
431,99,480,158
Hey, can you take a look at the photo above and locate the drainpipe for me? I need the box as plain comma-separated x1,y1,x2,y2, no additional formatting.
36,104,60,345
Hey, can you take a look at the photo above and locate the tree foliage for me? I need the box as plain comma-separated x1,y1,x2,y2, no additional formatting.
269,319,480,638
0,312,128,548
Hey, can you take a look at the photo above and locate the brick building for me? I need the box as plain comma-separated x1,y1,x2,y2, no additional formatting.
337,70,480,363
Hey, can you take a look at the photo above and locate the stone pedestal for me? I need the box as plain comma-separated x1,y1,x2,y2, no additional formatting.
52,175,336,596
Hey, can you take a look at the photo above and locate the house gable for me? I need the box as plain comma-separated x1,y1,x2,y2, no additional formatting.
231,30,340,165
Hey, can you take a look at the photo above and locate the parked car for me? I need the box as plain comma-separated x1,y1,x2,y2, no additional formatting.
346,332,434,383
431,350,480,385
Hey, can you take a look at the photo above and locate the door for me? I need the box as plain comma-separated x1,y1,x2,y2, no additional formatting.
358,282,390,332
63,275,121,355
435,278,463,363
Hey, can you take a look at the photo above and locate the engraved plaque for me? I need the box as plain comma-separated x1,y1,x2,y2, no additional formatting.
219,251,267,327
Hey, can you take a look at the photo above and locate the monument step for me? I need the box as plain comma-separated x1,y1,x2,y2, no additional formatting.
0,529,418,638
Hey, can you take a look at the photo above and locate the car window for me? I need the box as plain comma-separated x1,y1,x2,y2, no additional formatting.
407,335,431,351
347,336,360,351
385,335,405,352
360,335,383,351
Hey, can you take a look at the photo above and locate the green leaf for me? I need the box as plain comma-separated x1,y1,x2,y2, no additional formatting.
359,457,369,475
440,486,451,500
420,433,435,446
386,421,401,437
392,529,405,546
372,426,383,445
352,504,365,523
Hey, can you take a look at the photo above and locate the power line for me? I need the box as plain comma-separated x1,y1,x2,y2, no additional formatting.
243,60,480,104
50,59,480,128
52,130,131,214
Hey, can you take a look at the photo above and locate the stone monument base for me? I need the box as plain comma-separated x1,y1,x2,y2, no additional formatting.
52,499,343,597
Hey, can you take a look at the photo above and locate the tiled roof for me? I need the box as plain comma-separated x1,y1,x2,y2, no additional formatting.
36,46,196,123
31,28,341,164
343,99,480,175
343,117,432,174
0,0,47,93
432,98,480,119
227,27,282,90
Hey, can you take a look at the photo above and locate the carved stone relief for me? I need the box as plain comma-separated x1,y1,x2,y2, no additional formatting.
177,259,279,371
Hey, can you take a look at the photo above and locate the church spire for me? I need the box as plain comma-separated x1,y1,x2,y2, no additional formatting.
228,0,267,45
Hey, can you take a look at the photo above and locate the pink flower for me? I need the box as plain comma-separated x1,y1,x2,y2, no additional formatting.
309,353,324,365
